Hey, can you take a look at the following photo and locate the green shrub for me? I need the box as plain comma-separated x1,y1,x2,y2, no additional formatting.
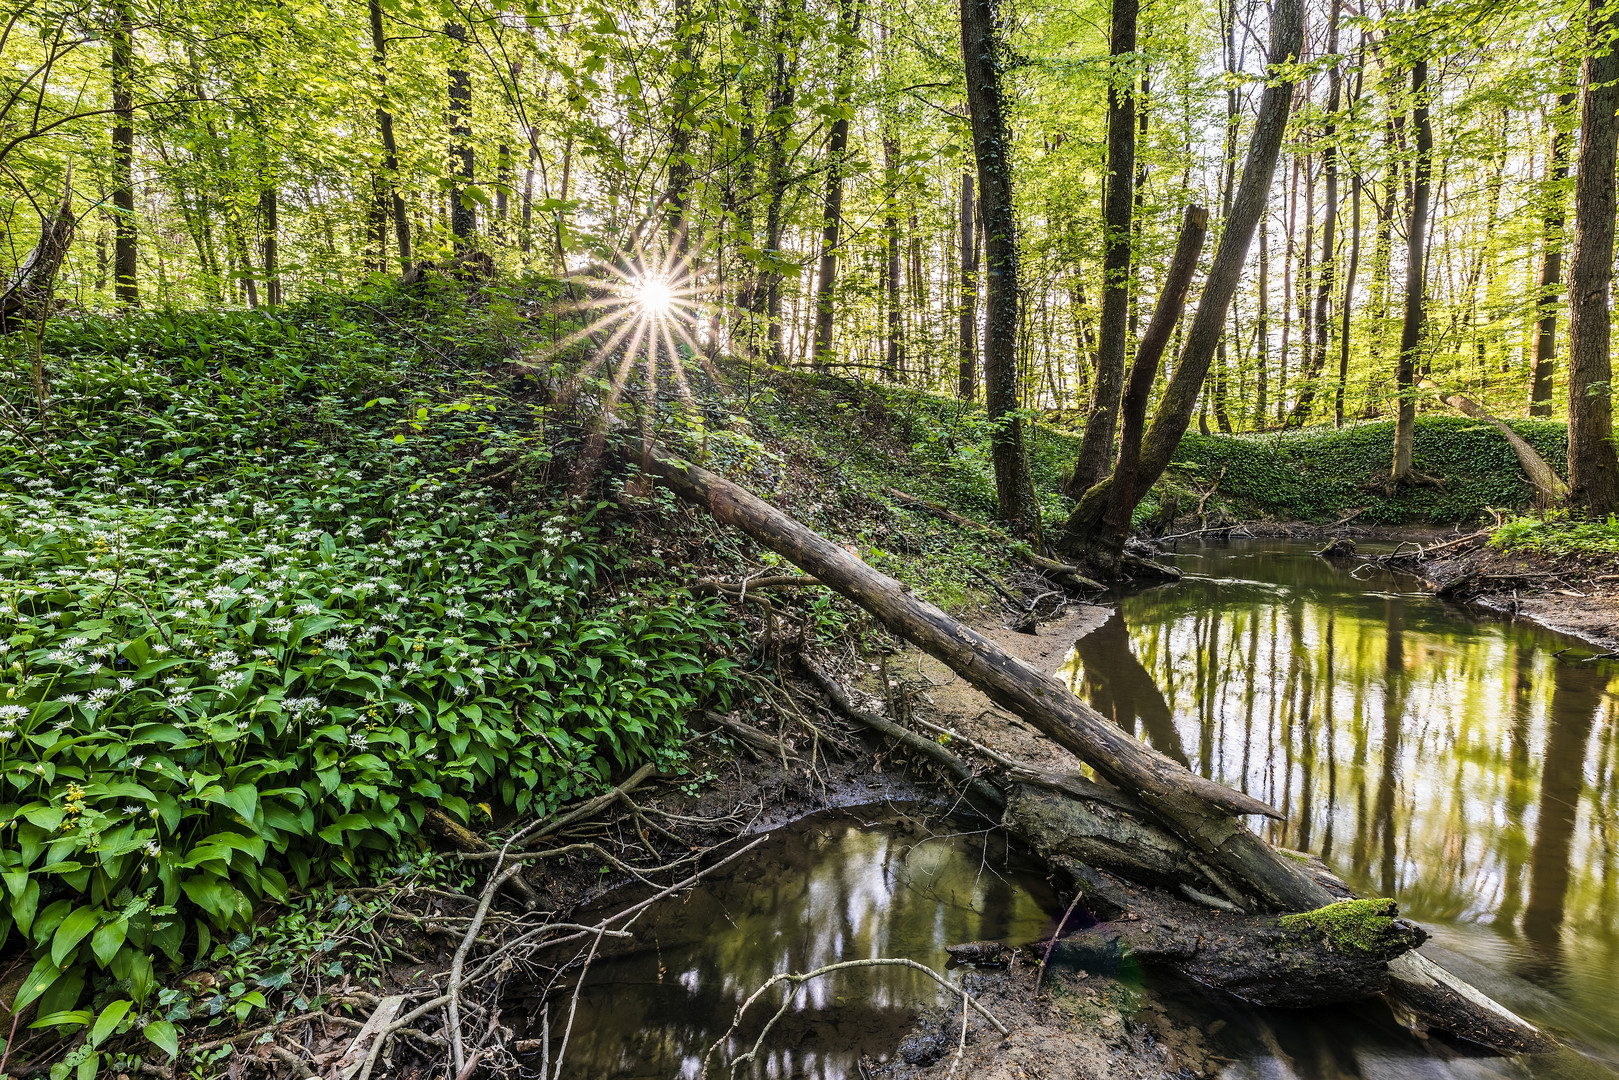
0,290,739,1056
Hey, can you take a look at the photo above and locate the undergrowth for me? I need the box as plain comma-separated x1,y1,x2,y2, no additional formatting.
0,278,738,1068
1490,511,1619,557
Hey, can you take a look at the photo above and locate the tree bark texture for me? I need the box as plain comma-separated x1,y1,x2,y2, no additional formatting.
1421,382,1567,503
1531,85,1576,416
112,0,138,305
1068,0,1139,496
446,22,476,244
368,0,413,276
962,0,1040,538
0,177,74,333
958,170,978,398
1566,0,1619,514
1392,28,1433,483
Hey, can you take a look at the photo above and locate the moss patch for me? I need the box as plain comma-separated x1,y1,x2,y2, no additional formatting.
1277,898,1401,954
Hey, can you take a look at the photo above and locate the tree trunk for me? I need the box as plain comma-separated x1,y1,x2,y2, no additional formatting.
664,0,696,265
812,0,859,370
1335,46,1365,427
446,22,476,245
1068,0,1139,494
884,130,904,381
1421,382,1567,503
111,0,137,306
1257,208,1270,421
1057,207,1208,572
1531,84,1577,416
1391,25,1433,484
368,0,413,275
1056,0,1302,562
631,436,1552,1054
962,0,1041,538
0,176,74,334
958,169,978,398
1297,0,1342,426
1209,0,1239,435
260,185,280,306
1566,0,1619,514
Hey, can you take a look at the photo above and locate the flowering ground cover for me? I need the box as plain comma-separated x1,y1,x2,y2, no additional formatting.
0,281,739,1070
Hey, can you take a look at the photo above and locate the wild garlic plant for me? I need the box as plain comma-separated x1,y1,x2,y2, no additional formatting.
0,295,740,1047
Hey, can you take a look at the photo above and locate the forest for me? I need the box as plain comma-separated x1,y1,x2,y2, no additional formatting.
1,0,1617,1073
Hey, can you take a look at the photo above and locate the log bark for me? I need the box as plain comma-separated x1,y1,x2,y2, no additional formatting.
1050,881,1423,1009
631,437,1553,1053
1566,0,1619,514
1421,382,1567,503
0,177,74,334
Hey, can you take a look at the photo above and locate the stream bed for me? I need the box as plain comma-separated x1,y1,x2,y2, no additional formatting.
530,540,1618,1078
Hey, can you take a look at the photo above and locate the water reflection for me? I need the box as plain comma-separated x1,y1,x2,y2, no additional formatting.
520,812,1058,1079
1057,541,1619,1074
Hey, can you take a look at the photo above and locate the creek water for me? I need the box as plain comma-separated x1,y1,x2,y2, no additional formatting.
1058,540,1619,1078
533,540,1618,1078
527,813,1060,1078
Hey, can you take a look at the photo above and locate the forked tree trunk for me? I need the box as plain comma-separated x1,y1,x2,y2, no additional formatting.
1055,0,1303,566
0,176,74,334
626,435,1552,1054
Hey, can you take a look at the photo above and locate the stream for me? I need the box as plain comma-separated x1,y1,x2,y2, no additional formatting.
534,540,1618,1078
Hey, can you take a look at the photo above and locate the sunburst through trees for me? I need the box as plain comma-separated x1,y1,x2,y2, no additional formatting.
541,240,730,491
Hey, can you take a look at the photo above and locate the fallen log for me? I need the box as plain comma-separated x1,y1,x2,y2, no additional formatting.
1421,381,1567,504
1050,879,1425,1009
809,668,1417,1010
0,174,75,335
631,437,1553,1053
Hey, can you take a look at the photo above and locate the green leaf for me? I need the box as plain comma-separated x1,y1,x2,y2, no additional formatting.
144,1019,180,1059
91,1000,133,1047
91,917,128,966
51,905,101,967
13,954,62,1011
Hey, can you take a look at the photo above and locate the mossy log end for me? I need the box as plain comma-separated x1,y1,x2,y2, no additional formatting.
1051,879,1426,1009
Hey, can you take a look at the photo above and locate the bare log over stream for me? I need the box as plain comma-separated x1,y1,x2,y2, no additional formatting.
629,437,1555,1054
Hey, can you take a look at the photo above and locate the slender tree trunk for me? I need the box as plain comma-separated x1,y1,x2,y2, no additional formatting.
759,0,799,366
1334,45,1364,427
446,22,476,244
1257,209,1270,422
1210,0,1239,435
522,143,536,255
1057,0,1303,562
369,0,413,275
962,0,1041,538
1279,156,1298,419
812,0,860,370
1295,0,1342,425
1069,0,1140,494
111,0,137,305
664,0,696,265
959,168,979,398
1567,0,1619,513
1531,83,1577,416
260,185,280,306
884,130,904,381
1391,20,1433,484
